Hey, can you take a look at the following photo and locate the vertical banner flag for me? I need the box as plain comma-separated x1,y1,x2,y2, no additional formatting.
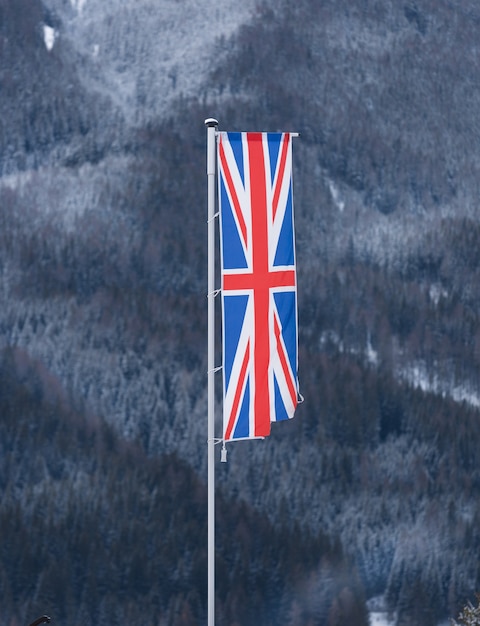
218,131,299,441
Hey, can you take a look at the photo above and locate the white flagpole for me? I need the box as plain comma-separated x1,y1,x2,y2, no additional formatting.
205,117,218,626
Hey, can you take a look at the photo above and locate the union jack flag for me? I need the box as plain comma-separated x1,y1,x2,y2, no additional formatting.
218,131,299,441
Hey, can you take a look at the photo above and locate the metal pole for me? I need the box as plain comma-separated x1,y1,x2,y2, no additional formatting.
205,117,218,626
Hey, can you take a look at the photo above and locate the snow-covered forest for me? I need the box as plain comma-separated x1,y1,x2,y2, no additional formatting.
1,0,480,624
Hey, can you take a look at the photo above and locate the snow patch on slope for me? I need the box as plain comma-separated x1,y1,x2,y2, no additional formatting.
328,178,345,212
43,25,57,51
318,327,480,411
399,360,480,409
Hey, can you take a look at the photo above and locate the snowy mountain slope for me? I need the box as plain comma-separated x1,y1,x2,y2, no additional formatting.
42,0,258,123
0,0,261,467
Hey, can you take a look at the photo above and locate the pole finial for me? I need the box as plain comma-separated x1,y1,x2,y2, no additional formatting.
205,118,219,128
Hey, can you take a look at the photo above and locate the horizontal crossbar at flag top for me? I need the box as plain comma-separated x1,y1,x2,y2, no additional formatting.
218,131,299,441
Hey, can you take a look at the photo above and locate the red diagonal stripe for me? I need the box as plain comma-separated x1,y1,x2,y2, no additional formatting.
272,134,290,221
219,136,248,248
225,340,250,441
274,313,297,408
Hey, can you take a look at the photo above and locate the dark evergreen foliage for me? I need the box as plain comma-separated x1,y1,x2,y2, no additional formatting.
0,347,367,626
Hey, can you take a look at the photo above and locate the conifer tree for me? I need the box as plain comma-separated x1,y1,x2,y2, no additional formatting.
452,597,480,626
